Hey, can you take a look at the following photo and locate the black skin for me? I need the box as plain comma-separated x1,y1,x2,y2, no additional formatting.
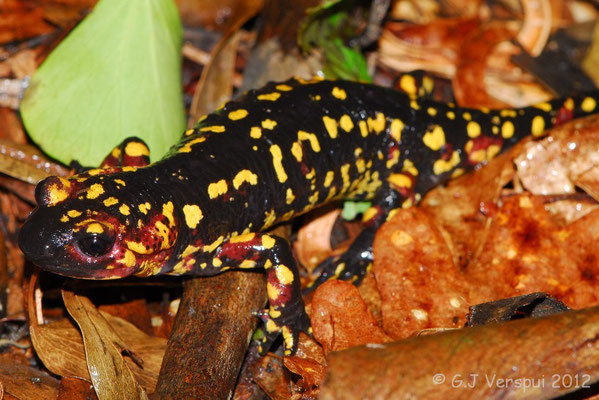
18,76,599,354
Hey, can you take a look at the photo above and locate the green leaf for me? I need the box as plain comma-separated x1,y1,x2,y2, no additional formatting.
298,0,372,82
341,201,371,220
21,0,184,167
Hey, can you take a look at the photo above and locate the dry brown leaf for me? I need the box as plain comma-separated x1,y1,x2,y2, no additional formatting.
253,355,294,400
453,25,515,108
283,333,327,392
62,289,150,399
311,280,391,355
188,1,263,123
57,376,98,400
517,0,552,56
373,207,471,339
294,209,339,271
320,306,599,399
0,357,60,400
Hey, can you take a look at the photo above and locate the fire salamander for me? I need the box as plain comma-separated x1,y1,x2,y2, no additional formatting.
18,76,599,354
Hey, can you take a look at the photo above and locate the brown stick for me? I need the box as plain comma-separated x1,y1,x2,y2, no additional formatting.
154,271,266,399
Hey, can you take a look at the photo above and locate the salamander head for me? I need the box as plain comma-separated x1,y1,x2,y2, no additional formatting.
19,172,178,279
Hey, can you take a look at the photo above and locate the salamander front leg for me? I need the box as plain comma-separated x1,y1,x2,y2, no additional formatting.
305,192,404,293
216,233,310,355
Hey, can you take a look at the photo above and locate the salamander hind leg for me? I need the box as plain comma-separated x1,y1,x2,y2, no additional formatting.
304,189,405,293
216,233,310,355
100,137,151,168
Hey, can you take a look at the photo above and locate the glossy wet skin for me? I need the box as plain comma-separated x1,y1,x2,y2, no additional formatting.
17,77,599,353
19,78,598,278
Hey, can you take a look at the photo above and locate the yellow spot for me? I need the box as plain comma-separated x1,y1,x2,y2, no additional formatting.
239,259,256,269
183,204,203,229
110,148,121,158
427,107,437,116
138,202,151,214
564,98,574,111
200,125,226,133
470,149,486,163
466,121,481,138
262,235,276,249
367,113,386,134
249,126,262,139
491,116,500,124
356,159,365,173
403,159,418,176
60,215,69,222
122,166,138,172
362,207,378,222
124,142,149,157
433,151,461,175
324,171,334,187
308,191,319,204
286,188,295,204
298,130,321,152
276,84,292,91
388,173,412,188
185,128,194,136
275,265,294,285
390,119,404,142
423,125,445,151
208,180,228,199
501,121,515,139
114,179,126,186
262,119,277,130
399,74,417,96
462,112,472,121
121,250,136,268
323,116,338,138
492,126,499,134
332,87,347,100
257,92,281,101
581,97,596,113
487,144,501,159
500,109,517,118
446,111,455,120
86,223,104,234
204,236,224,253
103,197,119,207
182,245,200,257
162,201,175,226
229,233,256,244
126,240,150,254
67,210,82,218
119,204,130,216
263,209,276,229
340,163,351,190
339,114,354,132
269,145,288,183
228,109,248,120
354,148,362,157
531,115,545,137
386,149,400,168
359,120,368,137
213,258,222,267
233,169,258,189
534,102,552,112
291,142,303,161
86,184,104,199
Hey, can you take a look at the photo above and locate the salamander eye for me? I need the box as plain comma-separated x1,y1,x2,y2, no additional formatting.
77,234,114,257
